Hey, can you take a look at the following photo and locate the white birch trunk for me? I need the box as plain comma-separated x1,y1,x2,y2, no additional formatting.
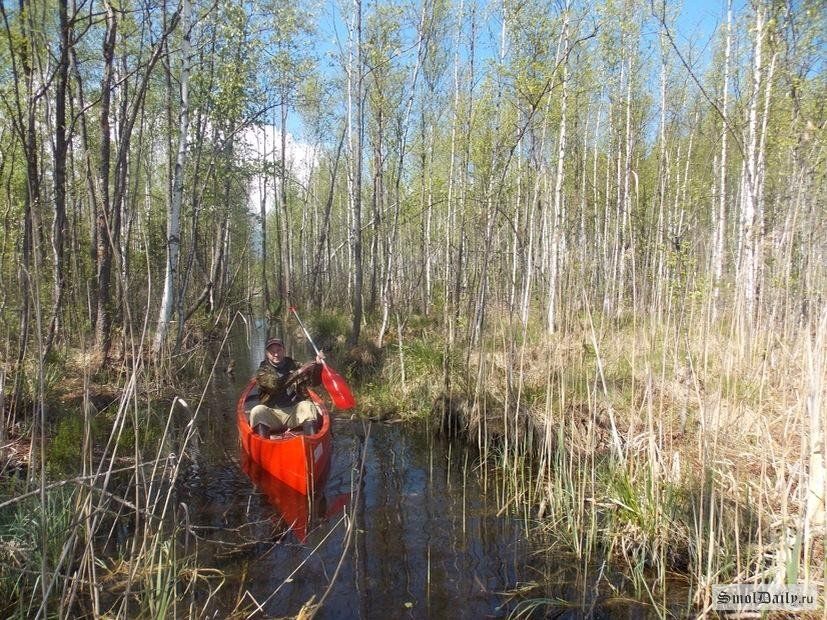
510,140,522,313
280,102,292,308
579,102,590,275
425,151,433,312
712,0,732,310
444,0,463,348
615,56,632,317
377,2,427,347
655,34,667,316
602,101,613,315
754,50,777,315
592,97,603,301
345,5,356,312
153,0,190,354
546,12,568,334
739,6,764,322
520,99,550,327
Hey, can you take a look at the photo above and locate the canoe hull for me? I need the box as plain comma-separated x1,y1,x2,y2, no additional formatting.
237,380,332,495
241,454,315,541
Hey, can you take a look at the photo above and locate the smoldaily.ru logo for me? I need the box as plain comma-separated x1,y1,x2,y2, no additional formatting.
712,584,820,611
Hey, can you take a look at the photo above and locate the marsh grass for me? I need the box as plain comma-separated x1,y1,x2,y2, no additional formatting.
0,486,76,618
1,298,822,616
0,317,254,618
352,321,456,420
357,301,825,614
477,302,825,615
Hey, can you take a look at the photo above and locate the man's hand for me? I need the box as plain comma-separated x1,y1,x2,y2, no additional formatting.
315,350,325,364
287,362,316,387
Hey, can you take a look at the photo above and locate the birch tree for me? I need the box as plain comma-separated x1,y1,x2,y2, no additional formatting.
347,0,364,345
546,3,569,334
154,0,191,355
738,3,765,325
711,0,732,311
263,0,315,314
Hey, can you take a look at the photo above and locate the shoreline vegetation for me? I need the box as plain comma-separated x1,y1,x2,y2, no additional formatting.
0,0,824,615
1,304,824,616
359,305,826,612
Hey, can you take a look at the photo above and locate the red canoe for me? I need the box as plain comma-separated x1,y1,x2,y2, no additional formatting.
241,453,317,541
241,453,351,542
236,380,333,496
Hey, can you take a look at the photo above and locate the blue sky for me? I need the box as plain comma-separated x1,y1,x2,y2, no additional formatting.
280,0,750,139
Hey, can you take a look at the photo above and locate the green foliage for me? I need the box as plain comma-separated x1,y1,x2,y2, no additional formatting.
47,400,171,476
47,410,92,475
308,310,349,354
353,318,454,420
143,539,179,619
0,486,76,616
403,338,443,376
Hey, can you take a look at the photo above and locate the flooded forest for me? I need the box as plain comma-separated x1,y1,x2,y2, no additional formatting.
0,0,824,617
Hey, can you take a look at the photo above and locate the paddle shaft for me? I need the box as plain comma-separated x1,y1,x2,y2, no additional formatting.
289,307,356,410
290,308,322,358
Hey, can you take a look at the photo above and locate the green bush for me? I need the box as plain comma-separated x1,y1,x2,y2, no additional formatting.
47,411,96,476
0,486,76,616
309,311,349,353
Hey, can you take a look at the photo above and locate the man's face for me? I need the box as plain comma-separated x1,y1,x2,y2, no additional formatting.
266,343,285,365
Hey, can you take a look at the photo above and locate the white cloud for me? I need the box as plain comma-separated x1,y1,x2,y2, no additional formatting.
242,125,318,214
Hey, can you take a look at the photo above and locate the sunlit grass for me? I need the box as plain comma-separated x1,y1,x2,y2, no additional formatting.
0,326,245,617
428,299,827,614
1,299,822,617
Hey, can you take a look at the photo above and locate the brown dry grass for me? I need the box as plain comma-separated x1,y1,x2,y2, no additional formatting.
407,303,827,608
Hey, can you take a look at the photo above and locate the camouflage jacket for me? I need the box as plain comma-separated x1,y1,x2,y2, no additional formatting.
255,357,322,408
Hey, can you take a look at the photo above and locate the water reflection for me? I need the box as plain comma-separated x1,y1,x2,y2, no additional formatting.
179,319,688,618
241,452,350,542
187,321,544,617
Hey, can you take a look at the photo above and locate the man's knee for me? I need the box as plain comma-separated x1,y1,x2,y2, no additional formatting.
249,404,267,424
250,405,282,429
296,401,319,424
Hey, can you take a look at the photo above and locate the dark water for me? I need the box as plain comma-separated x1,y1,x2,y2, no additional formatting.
176,321,687,619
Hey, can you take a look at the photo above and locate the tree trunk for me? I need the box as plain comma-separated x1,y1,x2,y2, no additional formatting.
369,106,383,315
348,0,364,346
0,0,38,417
376,0,428,347
311,125,345,304
441,0,466,399
280,99,293,315
45,0,70,355
153,0,190,355
420,109,430,315
547,11,569,334
260,145,271,315
68,33,100,330
711,0,732,313
94,1,117,360
175,82,212,353
739,5,764,325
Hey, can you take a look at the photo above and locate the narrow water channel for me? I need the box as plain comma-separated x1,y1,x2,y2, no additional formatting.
175,321,686,618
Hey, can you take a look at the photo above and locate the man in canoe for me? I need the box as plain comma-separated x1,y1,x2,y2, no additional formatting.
250,337,325,437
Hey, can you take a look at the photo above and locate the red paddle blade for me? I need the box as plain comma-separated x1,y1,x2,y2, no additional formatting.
321,364,355,410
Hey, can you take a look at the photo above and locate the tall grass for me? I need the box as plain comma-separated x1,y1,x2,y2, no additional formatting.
2,296,821,616
355,298,825,613
0,319,248,618
498,299,824,612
